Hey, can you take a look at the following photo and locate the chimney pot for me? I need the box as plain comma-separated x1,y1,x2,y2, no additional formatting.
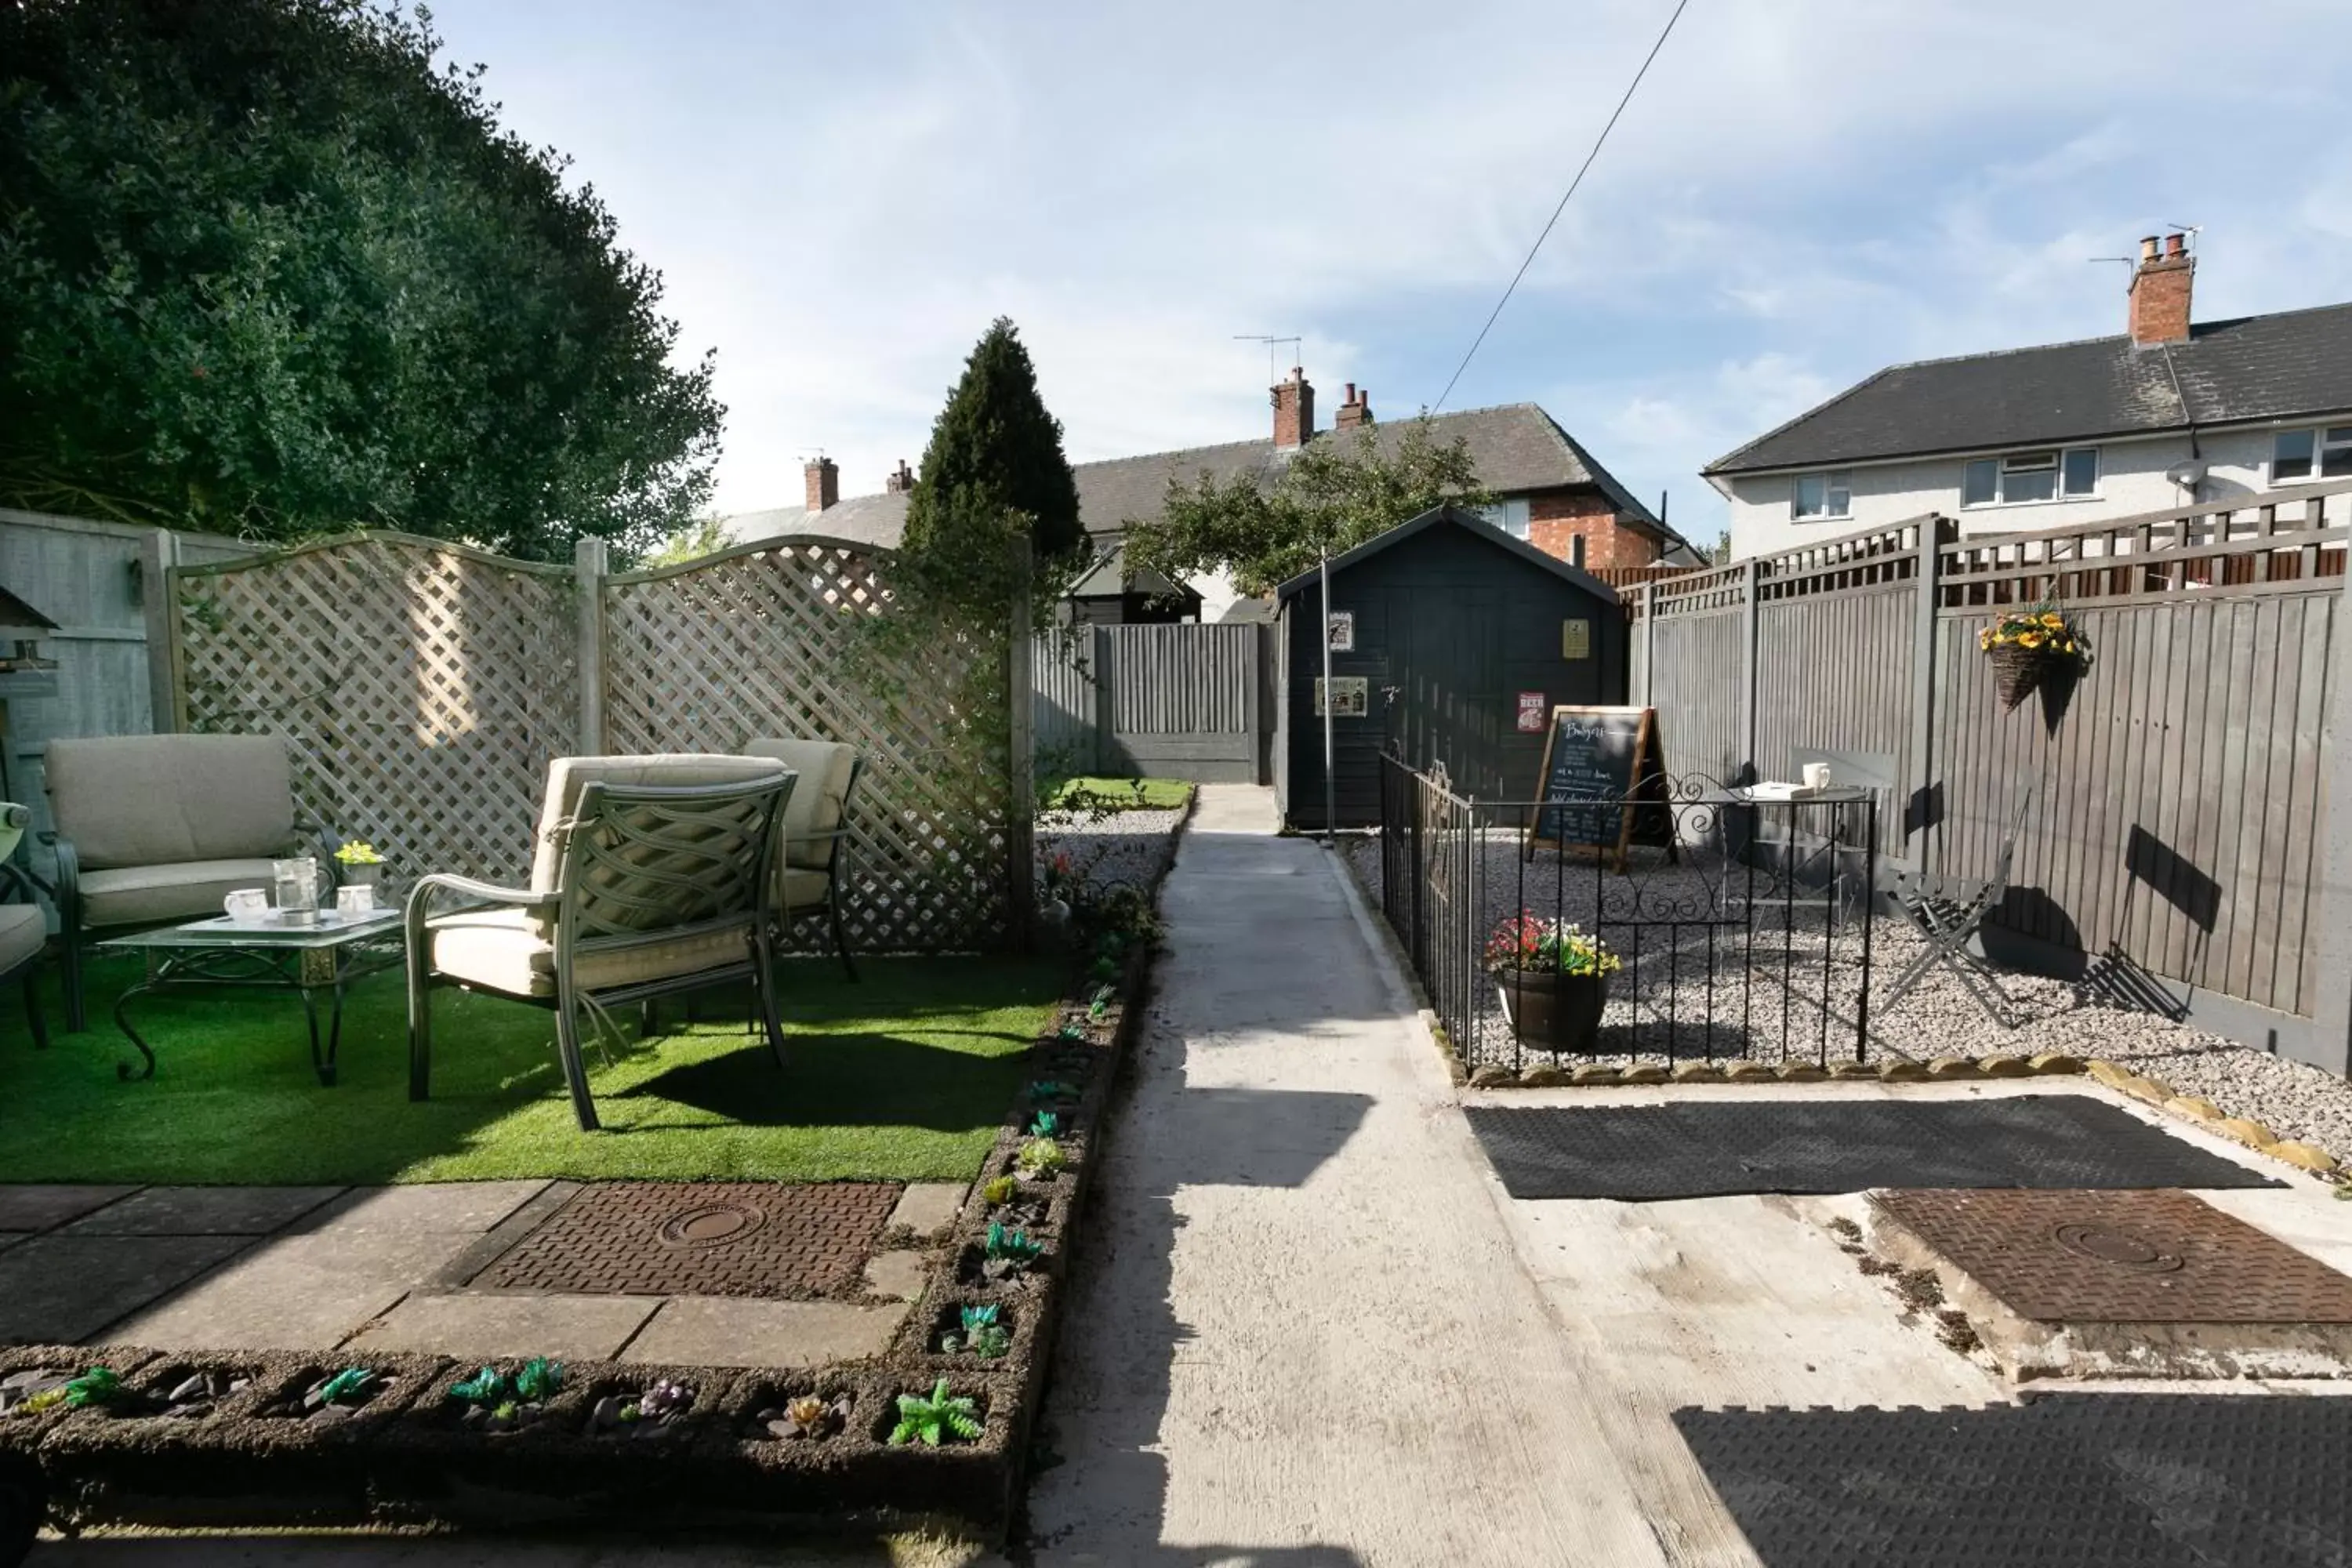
804,456,840,513
1334,382,1374,431
884,458,914,495
1272,365,1316,449
2165,232,2186,258
2127,230,2195,347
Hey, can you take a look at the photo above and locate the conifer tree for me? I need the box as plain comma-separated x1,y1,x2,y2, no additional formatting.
902,319,1086,586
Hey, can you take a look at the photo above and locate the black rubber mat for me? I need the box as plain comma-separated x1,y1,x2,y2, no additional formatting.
1675,1396,2352,1566
1465,1095,2279,1200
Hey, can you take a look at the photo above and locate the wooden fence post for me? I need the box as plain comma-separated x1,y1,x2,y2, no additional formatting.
2312,531,2352,1076
1006,539,1037,953
574,538,607,755
1638,582,1657,706
1903,516,1946,873
1739,557,1761,783
140,528,182,731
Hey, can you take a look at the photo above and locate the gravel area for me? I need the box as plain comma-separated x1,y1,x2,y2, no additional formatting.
1038,803,1188,900
1341,829,2352,1158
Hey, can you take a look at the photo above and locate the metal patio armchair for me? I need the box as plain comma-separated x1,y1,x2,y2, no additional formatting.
1879,785,2038,1029
405,754,796,1132
0,804,49,1052
742,737,864,981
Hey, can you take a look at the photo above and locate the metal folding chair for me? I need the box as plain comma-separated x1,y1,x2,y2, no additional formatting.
1878,786,2037,1028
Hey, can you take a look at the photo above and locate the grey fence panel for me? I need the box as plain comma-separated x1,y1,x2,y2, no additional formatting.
1032,622,1266,784
1647,605,1744,788
1754,583,1915,855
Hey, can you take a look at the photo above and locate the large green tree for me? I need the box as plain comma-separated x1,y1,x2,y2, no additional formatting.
0,0,721,560
1127,415,1488,595
899,318,1087,603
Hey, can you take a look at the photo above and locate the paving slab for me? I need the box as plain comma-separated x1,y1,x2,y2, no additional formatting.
0,1233,251,1344
60,1185,344,1236
862,1249,928,1301
0,1232,27,1255
302,1181,552,1236
105,1228,485,1351
0,1184,139,1232
343,1291,662,1361
887,1181,967,1238
622,1297,907,1368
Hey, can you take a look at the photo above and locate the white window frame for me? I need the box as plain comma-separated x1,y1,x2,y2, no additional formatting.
1961,446,2100,509
1476,498,1531,539
2270,426,2352,487
1790,470,1852,522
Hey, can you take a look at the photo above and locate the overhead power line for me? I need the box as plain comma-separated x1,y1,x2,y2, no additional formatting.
1431,0,1691,414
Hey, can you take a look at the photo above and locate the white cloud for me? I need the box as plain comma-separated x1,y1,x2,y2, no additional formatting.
425,0,2352,528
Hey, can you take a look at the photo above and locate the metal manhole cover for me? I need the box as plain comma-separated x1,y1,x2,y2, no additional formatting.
658,1201,766,1248
1871,1188,2352,1325
2050,1221,2184,1272
469,1181,901,1299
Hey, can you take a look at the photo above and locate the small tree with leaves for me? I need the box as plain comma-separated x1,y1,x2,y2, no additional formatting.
1126,416,1488,597
898,318,1087,610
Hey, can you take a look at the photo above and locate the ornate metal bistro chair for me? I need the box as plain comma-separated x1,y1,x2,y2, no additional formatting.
405,755,795,1131
1880,785,2038,1029
741,737,864,981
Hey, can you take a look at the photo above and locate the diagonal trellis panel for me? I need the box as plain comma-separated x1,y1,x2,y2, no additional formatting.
172,535,578,887
598,539,1011,953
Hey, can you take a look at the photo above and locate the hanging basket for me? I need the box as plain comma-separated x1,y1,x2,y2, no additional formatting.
1987,643,2043,711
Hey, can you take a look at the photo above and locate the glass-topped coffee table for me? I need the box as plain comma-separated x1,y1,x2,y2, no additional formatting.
96,909,405,1085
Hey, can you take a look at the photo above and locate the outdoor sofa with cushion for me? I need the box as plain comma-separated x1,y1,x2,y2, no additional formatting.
740,735,863,980
40,733,335,1031
0,802,49,1051
405,753,797,1131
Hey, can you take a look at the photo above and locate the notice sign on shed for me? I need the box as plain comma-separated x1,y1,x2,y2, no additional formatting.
1561,618,1591,660
1515,691,1548,733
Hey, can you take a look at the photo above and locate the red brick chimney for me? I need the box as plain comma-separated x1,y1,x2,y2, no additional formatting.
1272,366,1315,450
884,458,914,495
1334,383,1373,431
804,456,839,513
2128,233,2194,347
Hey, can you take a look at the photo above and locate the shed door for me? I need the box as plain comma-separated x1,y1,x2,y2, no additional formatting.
1387,587,1503,795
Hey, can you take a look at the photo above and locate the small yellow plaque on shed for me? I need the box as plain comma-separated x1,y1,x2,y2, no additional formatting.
1561,619,1592,660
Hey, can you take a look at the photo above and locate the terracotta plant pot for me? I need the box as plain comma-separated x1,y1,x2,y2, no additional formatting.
1494,969,1610,1054
1987,643,2042,711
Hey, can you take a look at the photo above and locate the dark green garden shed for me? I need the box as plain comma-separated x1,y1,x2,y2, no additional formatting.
1273,504,1626,829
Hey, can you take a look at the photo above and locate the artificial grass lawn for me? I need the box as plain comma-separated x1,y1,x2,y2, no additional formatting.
0,954,1062,1186
1045,775,1193,811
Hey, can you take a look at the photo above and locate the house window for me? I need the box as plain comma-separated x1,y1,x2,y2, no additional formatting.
1476,498,1531,539
2273,426,2352,484
1791,470,1851,521
1962,447,2099,507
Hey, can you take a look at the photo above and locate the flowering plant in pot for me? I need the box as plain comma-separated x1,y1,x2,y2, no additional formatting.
1484,914,1621,1053
1978,604,2091,711
334,840,386,886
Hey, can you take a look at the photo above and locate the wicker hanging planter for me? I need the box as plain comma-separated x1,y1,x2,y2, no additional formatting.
1987,642,2043,711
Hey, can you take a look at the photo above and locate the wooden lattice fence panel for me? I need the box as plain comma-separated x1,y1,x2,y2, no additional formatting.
172,535,578,886
599,538,1011,953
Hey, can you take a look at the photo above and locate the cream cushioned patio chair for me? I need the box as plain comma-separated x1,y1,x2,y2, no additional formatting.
41,733,331,1032
0,803,49,1052
742,737,863,981
405,753,796,1132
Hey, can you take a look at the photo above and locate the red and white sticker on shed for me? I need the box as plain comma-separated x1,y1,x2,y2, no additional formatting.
1515,691,1547,732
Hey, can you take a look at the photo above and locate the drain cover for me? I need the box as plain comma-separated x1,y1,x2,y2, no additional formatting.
1871,1189,2352,1324
658,1201,766,1249
470,1181,900,1298
2051,1221,2183,1272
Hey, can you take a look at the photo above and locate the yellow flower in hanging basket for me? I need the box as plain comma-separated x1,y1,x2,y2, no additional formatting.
2061,640,2076,653
2039,612,2064,629
2017,631,2045,649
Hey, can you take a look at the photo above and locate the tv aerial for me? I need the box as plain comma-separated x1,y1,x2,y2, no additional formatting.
1233,334,1302,386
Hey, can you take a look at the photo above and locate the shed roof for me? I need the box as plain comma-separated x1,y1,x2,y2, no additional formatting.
1272,504,1622,604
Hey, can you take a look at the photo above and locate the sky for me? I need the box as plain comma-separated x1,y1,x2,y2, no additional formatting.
429,0,2352,546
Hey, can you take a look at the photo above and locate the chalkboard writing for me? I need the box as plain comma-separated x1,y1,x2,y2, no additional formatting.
1525,706,1658,866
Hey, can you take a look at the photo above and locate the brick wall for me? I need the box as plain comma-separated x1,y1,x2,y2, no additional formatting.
1524,490,1657,569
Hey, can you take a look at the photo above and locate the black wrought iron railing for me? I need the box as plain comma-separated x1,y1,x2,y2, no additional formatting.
1376,753,1878,1073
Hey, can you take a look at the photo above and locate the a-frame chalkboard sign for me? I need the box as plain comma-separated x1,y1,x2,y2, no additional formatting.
1523,705,1671,870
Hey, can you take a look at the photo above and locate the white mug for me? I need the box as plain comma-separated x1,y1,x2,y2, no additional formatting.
336,884,377,917
223,888,269,922
1802,762,1833,791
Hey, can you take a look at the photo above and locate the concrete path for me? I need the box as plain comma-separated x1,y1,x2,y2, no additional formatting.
1025,785,1686,1566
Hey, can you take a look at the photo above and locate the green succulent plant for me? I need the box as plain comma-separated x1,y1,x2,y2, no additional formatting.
514,1357,564,1403
448,1367,511,1406
889,1379,982,1446
981,1175,1018,1207
1055,1022,1087,1042
318,1367,375,1405
1027,1110,1062,1138
1016,1136,1066,1176
63,1367,122,1408
984,1221,1044,1265
1031,1078,1080,1102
